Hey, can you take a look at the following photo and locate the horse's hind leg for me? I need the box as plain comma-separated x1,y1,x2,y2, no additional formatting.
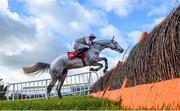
57,69,68,98
47,70,61,98
46,75,58,99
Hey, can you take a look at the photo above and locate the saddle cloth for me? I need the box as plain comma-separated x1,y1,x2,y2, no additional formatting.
67,51,86,60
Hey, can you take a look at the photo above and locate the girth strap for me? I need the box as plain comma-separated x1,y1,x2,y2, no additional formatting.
81,58,86,66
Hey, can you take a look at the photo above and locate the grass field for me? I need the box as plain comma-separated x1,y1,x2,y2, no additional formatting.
0,96,121,110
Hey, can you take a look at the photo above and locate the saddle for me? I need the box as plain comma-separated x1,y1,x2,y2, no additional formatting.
67,51,86,66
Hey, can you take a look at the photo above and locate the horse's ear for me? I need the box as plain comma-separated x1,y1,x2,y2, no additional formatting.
112,36,114,40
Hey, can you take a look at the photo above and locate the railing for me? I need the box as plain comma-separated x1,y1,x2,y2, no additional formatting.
5,71,99,100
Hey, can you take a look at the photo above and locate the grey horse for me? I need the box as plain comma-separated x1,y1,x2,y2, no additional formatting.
23,37,124,99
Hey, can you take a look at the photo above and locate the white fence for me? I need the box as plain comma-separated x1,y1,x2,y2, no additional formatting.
5,71,99,100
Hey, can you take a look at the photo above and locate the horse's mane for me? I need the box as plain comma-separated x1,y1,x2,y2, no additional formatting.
93,39,111,44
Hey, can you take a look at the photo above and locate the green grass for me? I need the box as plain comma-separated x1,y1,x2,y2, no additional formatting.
0,96,121,110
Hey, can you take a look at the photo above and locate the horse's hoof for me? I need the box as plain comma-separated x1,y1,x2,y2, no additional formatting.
103,69,107,73
90,68,94,71
58,95,62,99
46,93,50,100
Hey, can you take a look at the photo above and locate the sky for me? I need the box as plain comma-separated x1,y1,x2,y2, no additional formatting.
0,0,179,83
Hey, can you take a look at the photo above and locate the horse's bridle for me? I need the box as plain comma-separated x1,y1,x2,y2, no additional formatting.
94,40,118,50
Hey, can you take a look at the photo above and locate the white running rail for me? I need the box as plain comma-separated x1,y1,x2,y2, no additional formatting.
5,71,99,100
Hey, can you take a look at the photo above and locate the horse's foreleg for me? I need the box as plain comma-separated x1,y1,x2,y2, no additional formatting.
104,58,108,73
57,69,68,99
96,57,108,73
56,80,61,95
90,63,103,72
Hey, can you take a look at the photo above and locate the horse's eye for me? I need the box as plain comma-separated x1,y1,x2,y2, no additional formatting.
95,52,99,55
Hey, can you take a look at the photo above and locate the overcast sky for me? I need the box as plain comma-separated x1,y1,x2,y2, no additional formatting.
0,0,178,83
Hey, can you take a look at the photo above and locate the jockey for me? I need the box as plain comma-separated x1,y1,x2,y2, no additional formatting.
72,33,96,57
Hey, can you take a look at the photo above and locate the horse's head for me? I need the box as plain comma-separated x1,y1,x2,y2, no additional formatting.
109,36,124,53
92,37,124,53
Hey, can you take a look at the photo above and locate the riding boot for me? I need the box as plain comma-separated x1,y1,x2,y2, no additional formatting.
76,48,88,58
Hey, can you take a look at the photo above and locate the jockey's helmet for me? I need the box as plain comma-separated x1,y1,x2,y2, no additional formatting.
88,33,96,40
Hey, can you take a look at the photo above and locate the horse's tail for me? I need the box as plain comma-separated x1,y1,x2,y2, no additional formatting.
23,62,50,75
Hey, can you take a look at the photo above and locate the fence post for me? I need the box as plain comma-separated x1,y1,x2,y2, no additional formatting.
45,79,48,99
21,83,23,99
88,72,91,95
29,82,31,99
12,84,15,101
25,82,27,99
6,85,10,100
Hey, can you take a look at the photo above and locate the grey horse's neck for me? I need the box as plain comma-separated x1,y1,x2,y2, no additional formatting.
92,40,111,52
